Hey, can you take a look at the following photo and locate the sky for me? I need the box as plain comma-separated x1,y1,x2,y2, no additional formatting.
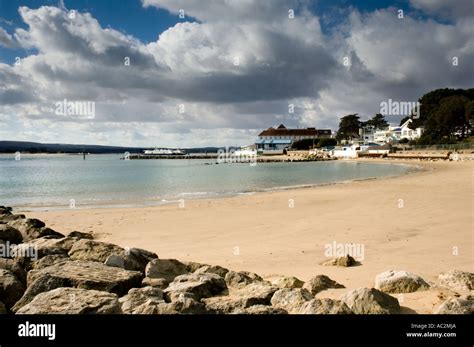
0,0,472,147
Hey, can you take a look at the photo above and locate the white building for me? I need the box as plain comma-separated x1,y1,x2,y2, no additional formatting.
363,119,423,144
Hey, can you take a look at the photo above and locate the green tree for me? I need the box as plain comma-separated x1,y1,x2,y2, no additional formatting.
412,88,474,130
336,114,361,142
291,139,317,150
413,88,474,144
363,113,389,130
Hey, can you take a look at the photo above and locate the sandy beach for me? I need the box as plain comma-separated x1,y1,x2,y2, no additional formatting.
24,159,473,313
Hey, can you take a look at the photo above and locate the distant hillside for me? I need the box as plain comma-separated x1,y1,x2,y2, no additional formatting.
0,141,232,154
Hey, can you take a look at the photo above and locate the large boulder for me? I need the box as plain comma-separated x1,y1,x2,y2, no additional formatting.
194,265,229,278
0,269,25,309
105,247,158,273
164,273,227,301
12,273,72,312
271,276,304,289
119,286,164,314
303,275,345,295
25,236,78,258
0,258,27,284
270,288,313,313
438,270,473,291
340,288,400,314
434,296,474,314
16,288,122,314
0,224,23,244
31,254,70,270
225,270,264,287
27,260,143,296
299,298,353,314
68,239,124,263
145,259,188,282
8,219,63,241
375,270,430,293
203,283,278,314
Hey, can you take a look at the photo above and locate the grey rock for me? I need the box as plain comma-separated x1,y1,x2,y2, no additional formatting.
185,261,208,273
145,259,188,282
225,270,264,287
27,260,143,296
322,255,358,267
119,286,164,314
203,282,278,313
16,288,122,314
375,270,430,293
31,254,70,270
340,288,400,314
299,298,353,314
105,247,158,273
0,224,23,244
12,273,72,312
68,239,124,263
155,295,208,314
434,296,474,314
26,236,78,258
270,288,313,313
164,273,227,301
194,265,229,278
438,270,473,291
8,219,63,241
0,269,25,309
271,276,305,289
0,258,27,284
303,275,345,295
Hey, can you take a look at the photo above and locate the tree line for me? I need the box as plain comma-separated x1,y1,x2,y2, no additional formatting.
336,88,473,145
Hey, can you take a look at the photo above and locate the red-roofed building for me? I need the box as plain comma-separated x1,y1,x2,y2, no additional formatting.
256,124,332,153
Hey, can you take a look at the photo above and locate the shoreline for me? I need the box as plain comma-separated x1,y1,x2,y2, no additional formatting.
14,159,423,212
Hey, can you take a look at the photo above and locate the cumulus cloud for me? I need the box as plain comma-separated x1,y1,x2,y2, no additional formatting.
0,27,18,48
0,1,472,146
410,0,474,19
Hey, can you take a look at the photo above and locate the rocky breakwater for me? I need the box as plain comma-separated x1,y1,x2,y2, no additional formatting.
0,206,472,314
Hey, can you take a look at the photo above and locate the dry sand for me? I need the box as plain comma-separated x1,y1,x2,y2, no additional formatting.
25,159,473,313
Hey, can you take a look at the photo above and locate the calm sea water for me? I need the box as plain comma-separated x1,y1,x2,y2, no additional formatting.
0,154,416,210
